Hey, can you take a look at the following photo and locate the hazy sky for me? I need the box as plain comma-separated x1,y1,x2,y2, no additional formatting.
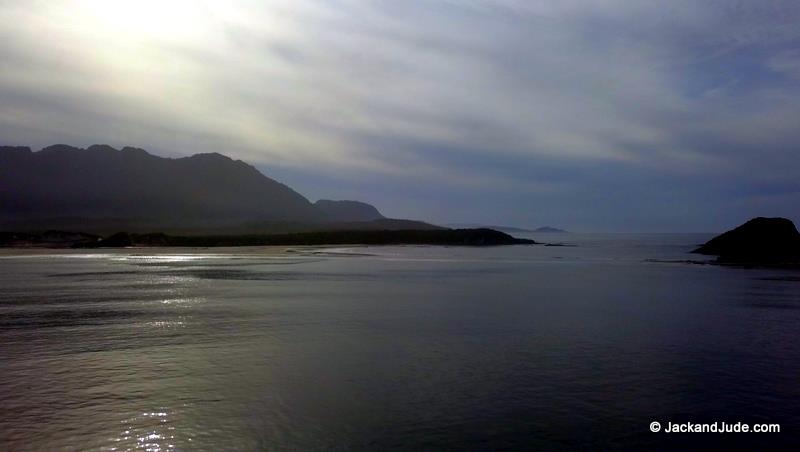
1,1,799,231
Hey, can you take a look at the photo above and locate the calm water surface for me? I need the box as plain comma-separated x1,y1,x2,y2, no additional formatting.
2,233,800,450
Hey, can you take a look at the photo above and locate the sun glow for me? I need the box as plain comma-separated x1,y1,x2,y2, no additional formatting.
75,0,213,42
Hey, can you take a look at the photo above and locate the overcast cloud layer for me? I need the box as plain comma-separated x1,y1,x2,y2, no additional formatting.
1,0,799,231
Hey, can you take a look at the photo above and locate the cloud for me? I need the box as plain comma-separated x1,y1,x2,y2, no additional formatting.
1,0,799,229
768,49,800,79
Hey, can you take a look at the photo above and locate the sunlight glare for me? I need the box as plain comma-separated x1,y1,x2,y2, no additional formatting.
77,0,210,42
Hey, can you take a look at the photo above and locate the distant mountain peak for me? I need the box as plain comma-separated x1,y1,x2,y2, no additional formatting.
120,146,151,156
86,144,118,152
187,152,233,161
40,143,80,154
315,199,385,222
39,144,132,155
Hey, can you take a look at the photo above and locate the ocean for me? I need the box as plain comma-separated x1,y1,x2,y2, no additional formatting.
2,233,799,450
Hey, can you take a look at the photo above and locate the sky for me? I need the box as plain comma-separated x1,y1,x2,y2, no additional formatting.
1,0,799,232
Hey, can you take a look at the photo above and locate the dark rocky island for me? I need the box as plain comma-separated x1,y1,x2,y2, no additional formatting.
693,217,800,265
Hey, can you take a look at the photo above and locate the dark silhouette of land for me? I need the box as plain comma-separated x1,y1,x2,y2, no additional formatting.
693,217,800,264
0,230,100,248
0,229,536,248
0,144,539,248
89,229,535,247
447,223,534,233
0,144,436,234
534,226,568,233
315,200,384,222
446,224,569,233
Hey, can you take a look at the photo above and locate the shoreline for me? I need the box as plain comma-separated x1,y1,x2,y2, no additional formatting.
0,245,299,257
1,228,537,250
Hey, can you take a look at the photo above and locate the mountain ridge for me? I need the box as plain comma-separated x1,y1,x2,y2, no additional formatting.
315,199,385,222
0,144,428,233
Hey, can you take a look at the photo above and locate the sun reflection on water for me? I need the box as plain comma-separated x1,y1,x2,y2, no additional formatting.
159,296,204,306
115,410,179,451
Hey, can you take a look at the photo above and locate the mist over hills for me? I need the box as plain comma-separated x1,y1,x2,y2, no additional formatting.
0,144,433,234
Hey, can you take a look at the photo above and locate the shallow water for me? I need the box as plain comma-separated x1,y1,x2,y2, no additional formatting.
2,234,800,450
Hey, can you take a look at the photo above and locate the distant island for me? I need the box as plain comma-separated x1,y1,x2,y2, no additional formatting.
446,223,533,233
534,226,568,233
446,224,568,234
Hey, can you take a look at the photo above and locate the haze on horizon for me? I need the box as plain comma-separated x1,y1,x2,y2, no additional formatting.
1,1,799,232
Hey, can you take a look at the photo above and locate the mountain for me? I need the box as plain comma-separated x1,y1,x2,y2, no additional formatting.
1,144,434,233
315,199,385,222
693,217,800,264
0,144,323,232
534,226,567,233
